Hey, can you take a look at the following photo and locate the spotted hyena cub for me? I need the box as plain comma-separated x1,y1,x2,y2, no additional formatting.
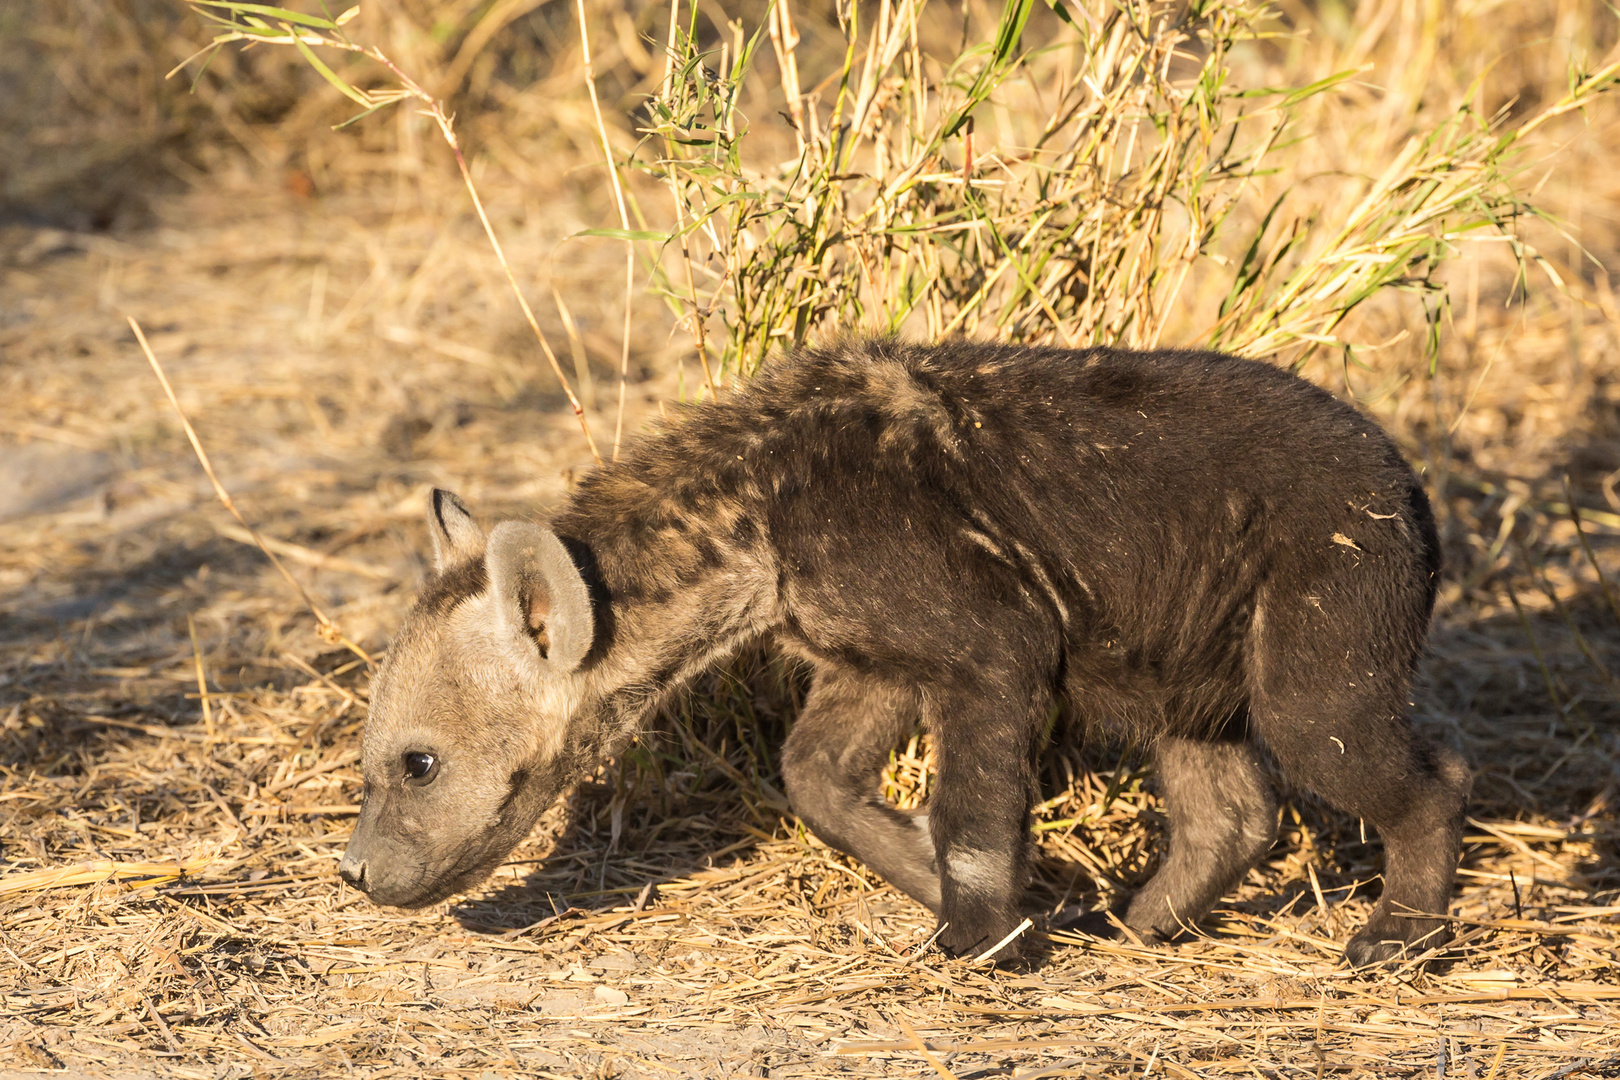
339,338,1469,967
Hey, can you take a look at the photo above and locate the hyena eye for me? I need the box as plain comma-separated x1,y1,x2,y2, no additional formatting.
402,751,439,783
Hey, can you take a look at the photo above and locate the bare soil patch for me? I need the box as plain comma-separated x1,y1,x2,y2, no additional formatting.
4,3,1619,1077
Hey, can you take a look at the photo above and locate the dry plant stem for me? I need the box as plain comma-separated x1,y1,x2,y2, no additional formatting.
668,182,718,399
143,996,182,1055
1562,475,1620,631
214,521,391,579
0,855,217,899
969,916,1034,964
768,0,807,158
344,46,598,460
129,316,372,668
187,613,215,740
896,1014,960,1080
660,0,716,398
175,17,600,463
1507,588,1563,714
431,105,601,464
551,286,596,412
574,0,635,459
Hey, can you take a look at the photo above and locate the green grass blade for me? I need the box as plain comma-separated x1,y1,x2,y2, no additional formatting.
574,228,672,242
290,32,371,107
189,1,338,29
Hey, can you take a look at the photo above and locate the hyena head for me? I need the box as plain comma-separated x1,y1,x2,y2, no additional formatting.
338,490,595,908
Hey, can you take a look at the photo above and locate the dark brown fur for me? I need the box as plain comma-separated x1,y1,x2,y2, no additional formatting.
341,338,1469,968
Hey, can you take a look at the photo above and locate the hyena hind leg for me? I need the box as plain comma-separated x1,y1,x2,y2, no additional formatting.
1343,744,1469,968
1124,736,1278,941
1248,603,1470,968
1255,707,1470,968
781,666,941,911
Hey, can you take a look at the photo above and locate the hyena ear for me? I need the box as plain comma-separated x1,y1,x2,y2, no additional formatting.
428,489,484,570
484,521,594,672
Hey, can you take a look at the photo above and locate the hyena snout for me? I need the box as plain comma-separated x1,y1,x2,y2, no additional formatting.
336,838,437,908
338,807,437,907
336,850,370,892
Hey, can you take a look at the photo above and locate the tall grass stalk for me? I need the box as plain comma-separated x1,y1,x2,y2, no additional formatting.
172,1,602,462
173,0,1618,411
130,316,373,666
573,0,638,460
631,0,1619,383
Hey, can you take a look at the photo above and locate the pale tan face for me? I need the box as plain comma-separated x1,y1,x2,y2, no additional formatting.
337,493,599,908
339,610,572,907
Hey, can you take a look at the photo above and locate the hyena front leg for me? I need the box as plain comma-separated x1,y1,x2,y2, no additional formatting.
781,666,940,910
1125,736,1278,941
926,684,1048,963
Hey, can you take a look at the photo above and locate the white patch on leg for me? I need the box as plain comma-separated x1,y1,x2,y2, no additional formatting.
946,849,1011,898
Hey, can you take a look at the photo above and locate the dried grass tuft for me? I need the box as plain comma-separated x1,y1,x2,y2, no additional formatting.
2,0,1619,1077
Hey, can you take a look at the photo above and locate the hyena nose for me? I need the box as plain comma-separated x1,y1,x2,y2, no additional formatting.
337,852,369,892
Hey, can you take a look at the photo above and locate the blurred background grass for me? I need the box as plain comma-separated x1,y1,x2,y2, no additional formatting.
5,0,1619,934
2,2,1619,1074
5,0,1618,904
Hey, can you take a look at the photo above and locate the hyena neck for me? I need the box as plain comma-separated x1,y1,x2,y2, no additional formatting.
555,464,779,753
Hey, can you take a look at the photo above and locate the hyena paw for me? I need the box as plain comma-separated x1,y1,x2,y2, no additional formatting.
1346,915,1451,969
935,913,1025,965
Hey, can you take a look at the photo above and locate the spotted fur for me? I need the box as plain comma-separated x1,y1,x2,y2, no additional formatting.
340,338,1468,967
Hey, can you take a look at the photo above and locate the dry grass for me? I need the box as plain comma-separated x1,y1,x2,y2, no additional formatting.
3,1,1620,1077
636,0,1617,380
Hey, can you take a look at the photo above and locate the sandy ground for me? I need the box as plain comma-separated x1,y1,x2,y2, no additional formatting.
2,156,1619,1078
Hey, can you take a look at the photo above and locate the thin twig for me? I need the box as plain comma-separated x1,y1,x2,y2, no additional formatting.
166,20,600,463
575,0,635,459
1562,475,1620,630
897,1014,961,1080
187,614,215,741
129,316,372,667
969,917,1033,964
426,103,601,464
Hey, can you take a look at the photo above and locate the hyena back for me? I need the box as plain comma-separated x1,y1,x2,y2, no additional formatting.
340,338,1468,968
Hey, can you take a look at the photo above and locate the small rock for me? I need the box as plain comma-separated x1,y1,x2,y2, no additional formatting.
592,985,630,1006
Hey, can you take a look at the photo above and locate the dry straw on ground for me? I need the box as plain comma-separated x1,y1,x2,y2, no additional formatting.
2,0,1619,1077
